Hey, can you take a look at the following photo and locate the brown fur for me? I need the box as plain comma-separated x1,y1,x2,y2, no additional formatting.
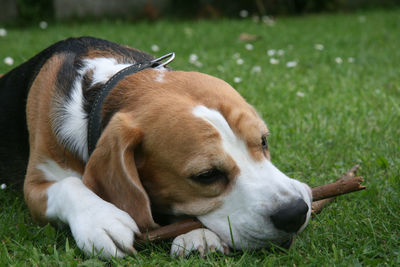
24,54,85,223
24,55,269,232
99,69,268,218
83,113,158,231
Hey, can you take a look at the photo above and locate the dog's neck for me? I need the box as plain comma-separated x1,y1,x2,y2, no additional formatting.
85,53,175,156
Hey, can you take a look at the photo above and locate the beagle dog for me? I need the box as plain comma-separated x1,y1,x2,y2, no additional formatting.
0,37,312,258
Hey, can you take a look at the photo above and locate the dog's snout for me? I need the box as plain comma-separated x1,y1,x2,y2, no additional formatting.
270,198,308,233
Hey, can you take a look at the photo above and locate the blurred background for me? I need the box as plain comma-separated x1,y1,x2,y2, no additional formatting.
1,0,399,24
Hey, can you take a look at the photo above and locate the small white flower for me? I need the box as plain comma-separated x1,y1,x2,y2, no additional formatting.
1,183,6,190
296,91,305,97
151,44,160,52
252,15,260,23
4,57,14,66
286,61,297,68
245,43,254,51
251,65,261,73
232,53,241,59
335,57,343,64
348,57,355,63
194,61,203,67
39,21,48,29
188,53,202,67
277,49,285,56
267,49,276,56
236,58,244,65
262,16,275,26
234,77,242,83
189,54,198,63
315,44,324,50
239,10,249,18
269,58,279,65
0,28,7,37
217,65,224,72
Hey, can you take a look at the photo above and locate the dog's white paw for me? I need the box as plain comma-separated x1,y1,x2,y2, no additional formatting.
69,200,139,258
170,228,230,257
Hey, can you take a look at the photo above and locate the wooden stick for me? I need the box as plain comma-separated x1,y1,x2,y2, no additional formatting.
311,198,334,215
311,176,365,201
311,164,365,202
137,165,365,243
137,218,203,243
312,164,362,214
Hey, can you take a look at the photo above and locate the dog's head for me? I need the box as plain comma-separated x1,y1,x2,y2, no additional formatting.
83,69,312,249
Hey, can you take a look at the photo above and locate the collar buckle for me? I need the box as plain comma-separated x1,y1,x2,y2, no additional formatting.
151,52,175,68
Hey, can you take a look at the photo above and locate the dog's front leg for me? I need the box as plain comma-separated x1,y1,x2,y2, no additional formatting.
170,229,230,257
24,163,139,258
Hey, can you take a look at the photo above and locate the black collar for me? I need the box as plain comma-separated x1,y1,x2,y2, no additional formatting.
87,52,175,156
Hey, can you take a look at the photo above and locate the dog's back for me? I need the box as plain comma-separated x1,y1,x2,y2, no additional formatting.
0,37,155,186
0,52,47,185
0,38,82,186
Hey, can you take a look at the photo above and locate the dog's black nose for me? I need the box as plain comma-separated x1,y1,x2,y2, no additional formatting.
270,198,309,233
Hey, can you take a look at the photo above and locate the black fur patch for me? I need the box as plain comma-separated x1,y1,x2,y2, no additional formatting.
53,37,154,114
0,38,69,184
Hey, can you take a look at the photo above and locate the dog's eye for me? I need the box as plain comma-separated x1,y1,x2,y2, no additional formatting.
191,169,227,185
261,135,268,151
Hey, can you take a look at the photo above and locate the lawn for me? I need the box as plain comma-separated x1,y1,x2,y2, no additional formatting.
1,9,400,266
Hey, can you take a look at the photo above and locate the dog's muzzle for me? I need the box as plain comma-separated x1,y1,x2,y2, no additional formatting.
197,161,312,251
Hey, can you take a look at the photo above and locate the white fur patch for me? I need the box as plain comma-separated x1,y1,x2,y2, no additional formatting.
80,58,131,85
54,58,132,162
171,228,229,257
192,105,312,249
154,67,167,83
46,175,139,258
54,78,89,161
37,159,81,182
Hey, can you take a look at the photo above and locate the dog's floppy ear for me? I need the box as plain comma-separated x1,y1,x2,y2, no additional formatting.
83,112,158,231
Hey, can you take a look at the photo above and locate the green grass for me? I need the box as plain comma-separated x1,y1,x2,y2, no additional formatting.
1,9,400,266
